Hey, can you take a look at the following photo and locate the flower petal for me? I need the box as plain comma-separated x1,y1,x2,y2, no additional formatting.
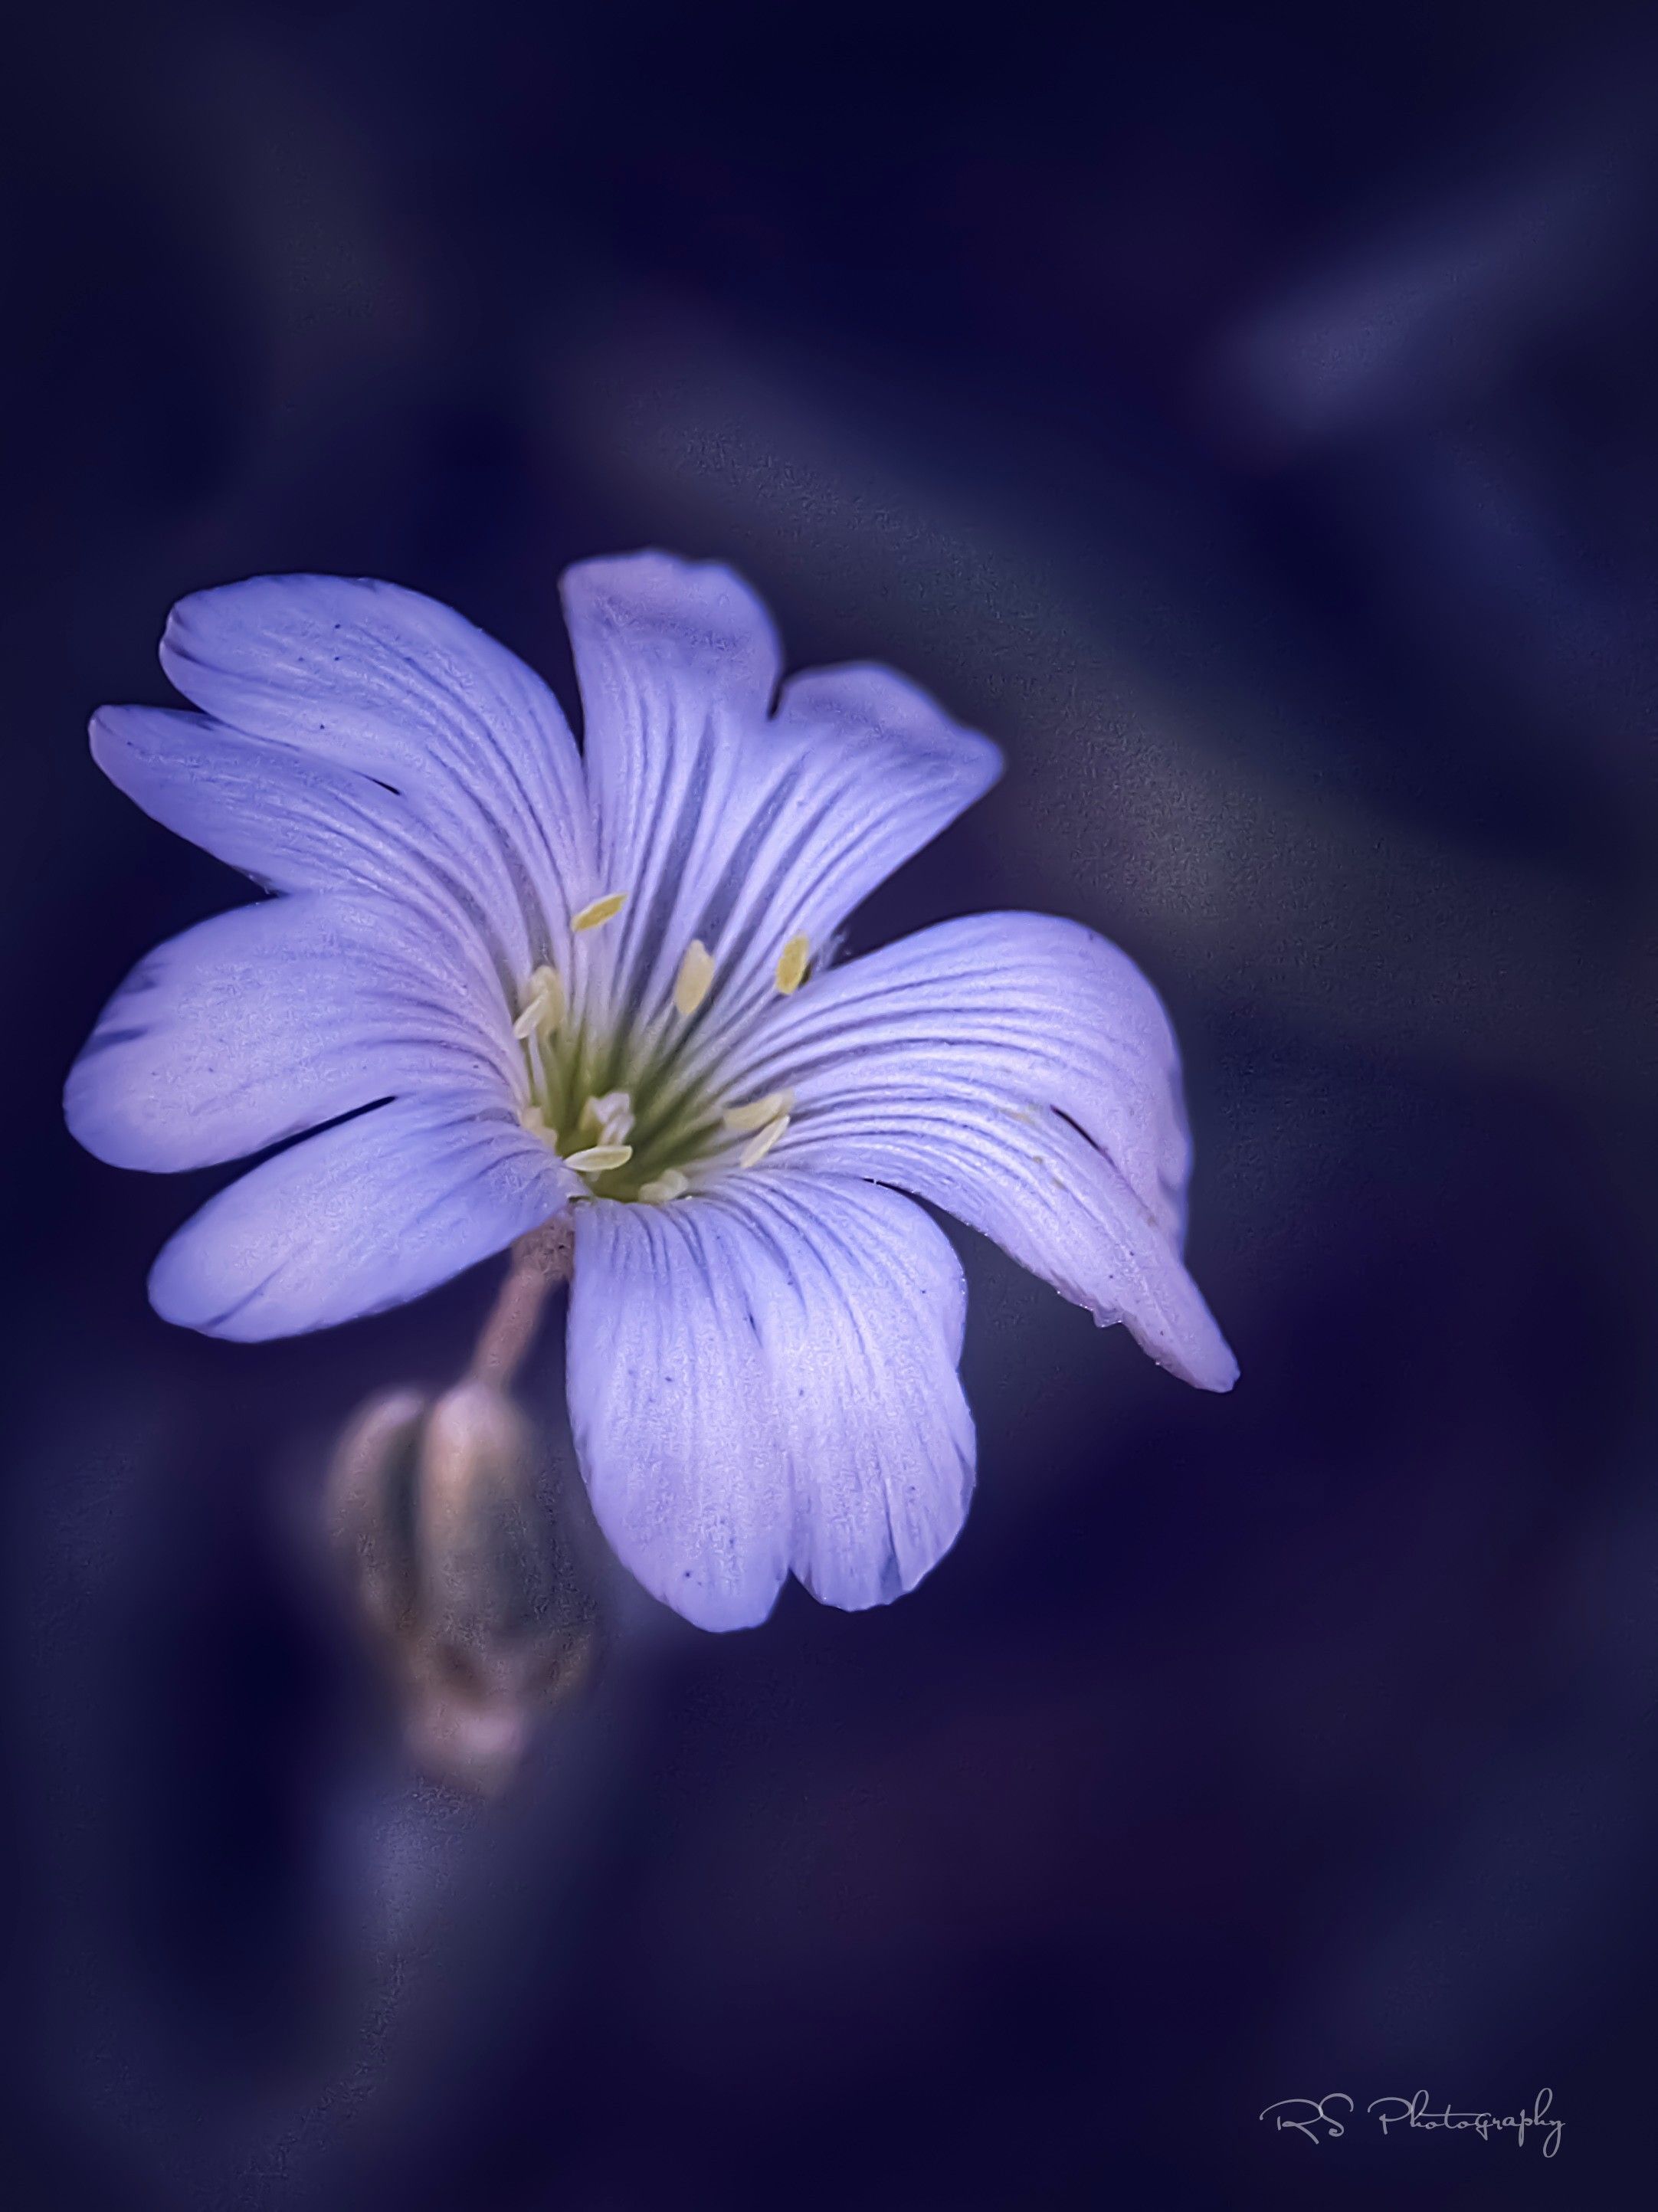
559,552,1001,1052
149,575,598,975
149,1090,577,1341
728,912,1191,1234
566,1172,974,1630
721,913,1237,1392
66,892,518,1173
90,707,520,968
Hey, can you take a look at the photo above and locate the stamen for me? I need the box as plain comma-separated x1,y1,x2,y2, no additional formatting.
578,1090,634,1147
723,1087,795,1135
572,891,627,932
637,1168,690,1204
511,964,566,1040
673,939,716,1017
518,1104,556,1144
774,932,811,995
565,1144,633,1175
738,1113,790,1168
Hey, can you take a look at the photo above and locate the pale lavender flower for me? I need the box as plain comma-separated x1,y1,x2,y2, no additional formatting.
65,554,1236,1629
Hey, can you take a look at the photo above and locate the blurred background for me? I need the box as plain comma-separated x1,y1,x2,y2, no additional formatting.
4,1,1656,2204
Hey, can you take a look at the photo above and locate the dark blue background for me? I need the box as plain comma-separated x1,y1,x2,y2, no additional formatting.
5,2,1656,2205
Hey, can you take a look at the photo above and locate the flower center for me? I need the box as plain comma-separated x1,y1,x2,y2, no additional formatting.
510,895,811,1204
514,979,723,1201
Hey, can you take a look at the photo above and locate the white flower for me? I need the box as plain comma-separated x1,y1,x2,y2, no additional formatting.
65,553,1236,1629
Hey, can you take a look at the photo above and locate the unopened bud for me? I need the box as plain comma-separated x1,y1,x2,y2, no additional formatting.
327,1378,597,1792
328,1386,429,1641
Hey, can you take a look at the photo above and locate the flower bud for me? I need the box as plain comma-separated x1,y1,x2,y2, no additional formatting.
327,1379,597,1792
327,1386,429,1641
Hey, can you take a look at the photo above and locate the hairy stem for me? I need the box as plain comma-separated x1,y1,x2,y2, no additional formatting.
468,1216,575,1390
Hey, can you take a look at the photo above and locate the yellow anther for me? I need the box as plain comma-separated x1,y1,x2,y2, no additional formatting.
673,938,716,1017
637,1168,690,1204
518,1103,555,1142
774,932,811,995
511,964,566,1040
723,1087,795,1135
572,890,627,932
739,1113,790,1169
578,1090,634,1147
565,1144,633,1175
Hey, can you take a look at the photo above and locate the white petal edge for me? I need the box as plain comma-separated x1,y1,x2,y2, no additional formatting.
566,1172,975,1630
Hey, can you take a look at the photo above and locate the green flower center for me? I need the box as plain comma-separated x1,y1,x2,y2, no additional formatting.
518,1001,725,1202
509,893,808,1206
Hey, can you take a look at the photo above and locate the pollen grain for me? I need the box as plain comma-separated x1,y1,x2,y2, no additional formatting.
512,965,565,1038
674,939,716,1016
566,1144,633,1175
774,932,811,995
724,1087,795,1135
637,1168,690,1203
572,890,627,932
738,1113,790,1169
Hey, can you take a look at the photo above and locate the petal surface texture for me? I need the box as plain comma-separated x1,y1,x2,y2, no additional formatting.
724,912,1237,1392
150,574,598,975
566,1172,975,1630
66,892,517,1173
72,575,602,1332
560,551,1002,1055
149,1092,580,1341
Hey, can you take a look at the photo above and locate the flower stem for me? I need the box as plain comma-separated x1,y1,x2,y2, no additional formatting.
469,1217,575,1390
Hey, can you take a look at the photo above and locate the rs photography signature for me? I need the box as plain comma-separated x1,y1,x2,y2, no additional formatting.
1260,2089,1563,2158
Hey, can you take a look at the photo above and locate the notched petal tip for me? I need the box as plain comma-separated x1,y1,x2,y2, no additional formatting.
654,1566,785,1636
775,660,1004,799
567,1176,972,1632
559,548,783,683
